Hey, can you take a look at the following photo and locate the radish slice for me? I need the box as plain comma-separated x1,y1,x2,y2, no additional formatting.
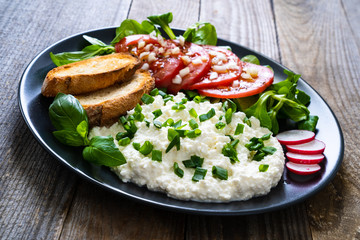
286,152,324,164
286,162,321,175
276,130,315,145
286,139,326,155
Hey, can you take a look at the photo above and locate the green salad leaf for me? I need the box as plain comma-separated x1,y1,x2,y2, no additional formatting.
83,136,126,167
147,12,176,39
183,22,217,45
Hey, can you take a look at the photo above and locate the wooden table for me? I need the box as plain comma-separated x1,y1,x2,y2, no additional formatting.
1,0,359,239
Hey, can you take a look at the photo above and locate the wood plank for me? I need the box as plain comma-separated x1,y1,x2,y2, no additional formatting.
199,0,280,61
59,180,185,239
0,0,131,239
273,0,360,239
58,0,200,238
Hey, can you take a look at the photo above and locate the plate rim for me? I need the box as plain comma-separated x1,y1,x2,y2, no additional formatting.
18,26,345,215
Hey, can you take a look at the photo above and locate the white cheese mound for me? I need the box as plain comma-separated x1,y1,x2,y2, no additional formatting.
89,93,285,202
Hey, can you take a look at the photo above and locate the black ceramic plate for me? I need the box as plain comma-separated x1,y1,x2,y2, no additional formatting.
19,27,344,215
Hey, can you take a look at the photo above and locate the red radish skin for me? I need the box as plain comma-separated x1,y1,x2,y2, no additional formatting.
286,139,326,155
276,130,315,145
286,152,324,164
286,162,321,175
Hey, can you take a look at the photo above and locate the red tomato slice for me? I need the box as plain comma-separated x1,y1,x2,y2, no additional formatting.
188,45,242,90
166,42,211,93
198,62,274,98
115,35,184,87
114,34,159,52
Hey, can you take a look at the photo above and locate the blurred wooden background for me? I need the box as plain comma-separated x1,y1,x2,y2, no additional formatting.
1,0,359,239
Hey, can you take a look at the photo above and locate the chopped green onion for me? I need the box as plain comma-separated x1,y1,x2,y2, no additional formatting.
212,166,228,180
222,99,237,113
162,118,174,127
141,94,154,104
152,109,162,119
151,150,162,162
185,129,201,138
259,164,269,172
182,155,204,168
172,103,186,111
175,129,186,138
243,116,251,126
222,141,239,164
132,104,144,121
153,120,162,129
183,90,198,99
166,129,180,153
119,116,127,125
118,137,130,146
225,108,233,124
181,98,188,104
189,119,199,129
199,108,216,122
262,146,277,155
173,162,184,178
194,95,207,103
189,108,198,118
116,132,129,140
132,142,140,150
163,95,174,103
150,88,159,96
253,151,266,161
139,141,153,155
145,119,150,127
192,167,207,182
235,123,244,135
215,122,226,130
261,133,271,141
173,120,183,129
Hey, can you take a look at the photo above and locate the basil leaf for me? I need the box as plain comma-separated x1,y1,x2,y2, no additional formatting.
49,93,89,146
240,55,260,65
83,136,126,167
183,22,217,45
83,35,107,46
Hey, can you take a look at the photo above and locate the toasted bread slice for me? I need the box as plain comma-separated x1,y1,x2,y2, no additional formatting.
75,70,155,127
41,53,141,97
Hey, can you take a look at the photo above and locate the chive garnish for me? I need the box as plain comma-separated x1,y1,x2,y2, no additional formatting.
199,108,215,122
152,109,162,119
141,93,154,104
225,108,232,124
173,162,184,178
166,129,180,152
243,116,251,126
192,167,207,182
222,140,239,164
212,166,228,180
153,120,162,129
182,155,204,168
189,108,198,118
235,123,244,135
138,141,153,155
118,137,130,146
189,119,199,129
194,95,207,103
215,122,226,130
151,150,162,162
150,88,159,96
259,164,269,172
185,129,201,138
162,118,174,127
116,132,129,140
132,142,140,150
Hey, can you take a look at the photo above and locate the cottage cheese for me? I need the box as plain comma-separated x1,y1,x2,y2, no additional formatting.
89,93,285,202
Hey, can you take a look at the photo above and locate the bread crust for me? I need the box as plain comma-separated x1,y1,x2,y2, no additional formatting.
76,70,155,127
41,53,141,97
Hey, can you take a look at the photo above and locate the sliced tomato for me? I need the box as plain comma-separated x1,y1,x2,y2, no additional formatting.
189,45,242,90
114,34,159,52
166,42,211,93
198,62,274,98
115,35,184,87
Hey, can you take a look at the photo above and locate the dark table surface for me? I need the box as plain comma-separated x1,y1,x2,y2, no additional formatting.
1,0,359,239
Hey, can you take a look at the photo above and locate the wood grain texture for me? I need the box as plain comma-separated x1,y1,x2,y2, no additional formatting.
273,0,360,239
1,0,359,239
0,0,131,239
